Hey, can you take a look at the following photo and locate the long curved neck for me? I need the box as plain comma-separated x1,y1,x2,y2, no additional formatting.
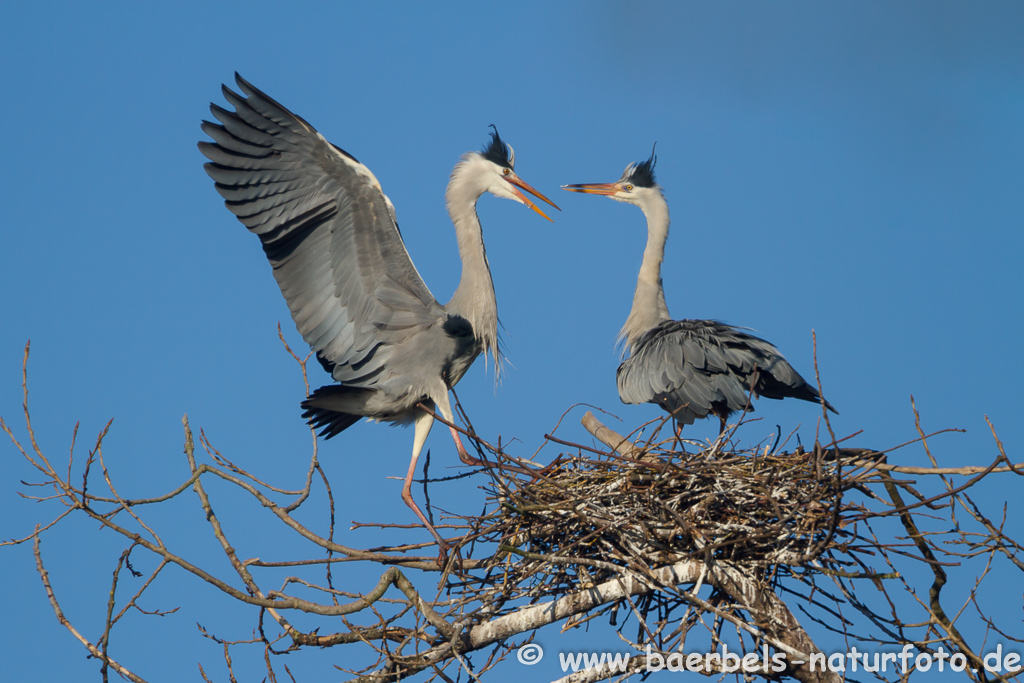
444,161,500,372
620,191,671,352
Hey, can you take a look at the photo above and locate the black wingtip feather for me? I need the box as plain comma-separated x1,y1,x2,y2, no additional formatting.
228,73,321,136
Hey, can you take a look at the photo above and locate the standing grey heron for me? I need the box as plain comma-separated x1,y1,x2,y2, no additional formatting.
199,74,559,559
564,149,836,433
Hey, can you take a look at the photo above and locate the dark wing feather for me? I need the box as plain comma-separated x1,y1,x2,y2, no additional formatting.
617,320,836,424
199,74,444,387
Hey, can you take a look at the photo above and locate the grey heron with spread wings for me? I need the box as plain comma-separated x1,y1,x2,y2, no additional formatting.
564,150,836,433
199,74,559,559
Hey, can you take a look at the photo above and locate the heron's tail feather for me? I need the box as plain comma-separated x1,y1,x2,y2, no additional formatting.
794,383,839,415
301,386,369,439
760,378,839,415
819,395,839,415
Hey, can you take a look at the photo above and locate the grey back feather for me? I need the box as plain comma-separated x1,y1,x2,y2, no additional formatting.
617,319,837,424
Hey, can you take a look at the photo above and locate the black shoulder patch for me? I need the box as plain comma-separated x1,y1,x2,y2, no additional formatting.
443,314,474,339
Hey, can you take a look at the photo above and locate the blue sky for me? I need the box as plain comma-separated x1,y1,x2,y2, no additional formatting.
2,3,1022,681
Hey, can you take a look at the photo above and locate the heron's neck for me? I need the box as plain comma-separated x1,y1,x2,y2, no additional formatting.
620,194,671,352
444,177,500,372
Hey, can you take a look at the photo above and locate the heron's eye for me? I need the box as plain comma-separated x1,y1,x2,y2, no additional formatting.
503,168,511,176
625,184,634,191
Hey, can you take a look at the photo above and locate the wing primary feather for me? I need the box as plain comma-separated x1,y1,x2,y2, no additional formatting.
200,75,455,426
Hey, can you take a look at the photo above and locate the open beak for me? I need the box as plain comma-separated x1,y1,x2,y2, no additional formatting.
561,182,621,196
507,173,561,222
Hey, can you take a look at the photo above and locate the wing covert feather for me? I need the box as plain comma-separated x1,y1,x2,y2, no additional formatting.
617,319,824,422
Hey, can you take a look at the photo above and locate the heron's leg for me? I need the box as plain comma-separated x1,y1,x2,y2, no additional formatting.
435,391,485,467
401,410,450,562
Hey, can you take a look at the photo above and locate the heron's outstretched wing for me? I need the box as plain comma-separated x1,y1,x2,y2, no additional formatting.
199,74,444,386
617,319,834,423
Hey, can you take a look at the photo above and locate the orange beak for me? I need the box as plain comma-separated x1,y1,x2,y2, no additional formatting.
506,173,561,222
561,182,622,196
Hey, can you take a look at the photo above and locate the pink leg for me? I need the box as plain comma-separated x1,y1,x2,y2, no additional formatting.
448,424,485,467
421,395,538,479
434,392,485,467
404,410,450,566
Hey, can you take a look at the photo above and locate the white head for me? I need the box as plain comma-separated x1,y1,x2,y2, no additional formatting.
562,146,673,351
448,126,560,221
561,146,665,214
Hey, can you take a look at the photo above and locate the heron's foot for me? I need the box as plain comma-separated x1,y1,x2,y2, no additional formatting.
458,450,486,468
435,538,467,582
452,430,486,468
435,539,448,569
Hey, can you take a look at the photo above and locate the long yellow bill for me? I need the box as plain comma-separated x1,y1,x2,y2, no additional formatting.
561,182,621,196
507,173,561,222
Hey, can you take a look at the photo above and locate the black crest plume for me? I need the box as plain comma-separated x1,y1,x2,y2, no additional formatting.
627,143,658,188
481,124,513,169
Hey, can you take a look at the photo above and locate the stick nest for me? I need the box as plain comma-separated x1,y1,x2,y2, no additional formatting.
466,437,860,599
